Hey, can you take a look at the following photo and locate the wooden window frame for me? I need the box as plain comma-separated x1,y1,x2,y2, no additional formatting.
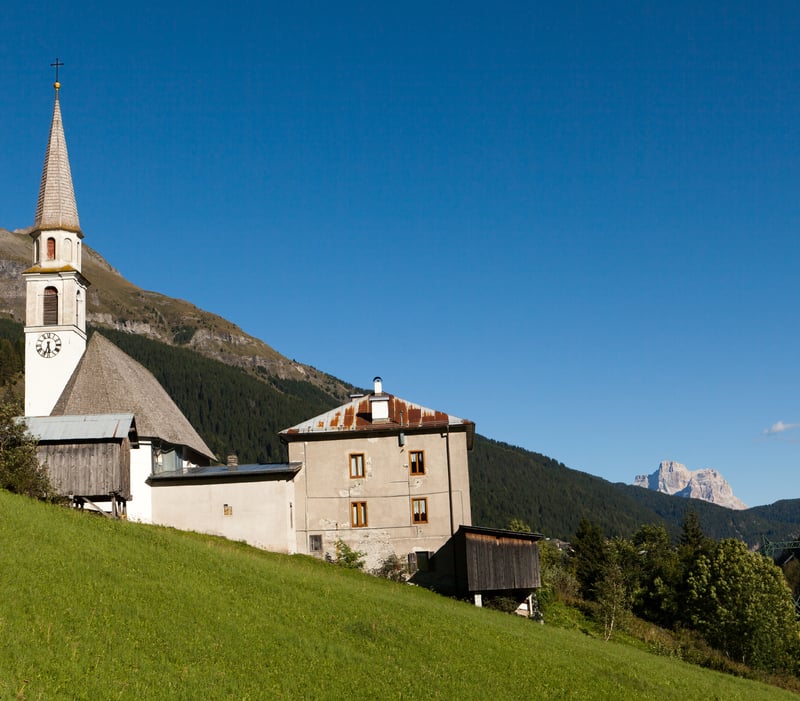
351,501,368,528
349,453,365,479
309,534,323,552
412,497,428,524
410,450,425,475
46,237,56,261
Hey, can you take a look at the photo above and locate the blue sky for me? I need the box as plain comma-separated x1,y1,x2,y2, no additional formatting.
3,2,799,507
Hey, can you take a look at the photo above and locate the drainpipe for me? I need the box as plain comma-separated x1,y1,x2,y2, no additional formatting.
446,424,454,536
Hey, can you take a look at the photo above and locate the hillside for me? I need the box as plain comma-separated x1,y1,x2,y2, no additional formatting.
3,226,800,543
3,318,799,544
0,490,794,700
0,228,356,401
469,435,800,543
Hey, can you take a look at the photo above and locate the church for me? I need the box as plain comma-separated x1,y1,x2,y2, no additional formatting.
22,76,215,521
20,76,540,599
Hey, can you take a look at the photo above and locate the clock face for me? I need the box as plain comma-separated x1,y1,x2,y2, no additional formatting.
36,332,62,358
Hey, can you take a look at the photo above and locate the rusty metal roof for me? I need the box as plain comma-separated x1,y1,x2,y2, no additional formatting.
280,393,474,442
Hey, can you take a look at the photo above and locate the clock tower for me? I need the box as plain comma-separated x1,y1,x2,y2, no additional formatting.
23,73,90,416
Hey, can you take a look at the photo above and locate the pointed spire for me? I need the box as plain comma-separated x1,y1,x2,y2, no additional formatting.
33,79,82,236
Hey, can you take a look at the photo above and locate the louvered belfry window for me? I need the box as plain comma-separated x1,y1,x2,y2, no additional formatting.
43,287,58,326
46,237,56,261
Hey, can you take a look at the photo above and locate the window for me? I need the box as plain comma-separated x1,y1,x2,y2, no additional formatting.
309,535,322,552
407,550,433,573
64,238,72,262
34,239,40,263
46,237,56,260
351,501,368,527
349,453,365,479
412,497,428,524
410,450,425,475
43,287,58,326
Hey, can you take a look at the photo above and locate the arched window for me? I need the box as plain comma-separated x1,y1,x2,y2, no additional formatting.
64,238,72,262
34,239,40,263
76,241,81,267
76,289,82,327
43,287,58,326
46,238,56,261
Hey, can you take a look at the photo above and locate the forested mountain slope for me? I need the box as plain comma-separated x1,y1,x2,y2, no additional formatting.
3,223,799,543
468,435,800,542
3,316,798,544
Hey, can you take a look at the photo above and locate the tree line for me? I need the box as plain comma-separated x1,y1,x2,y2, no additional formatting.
534,513,800,677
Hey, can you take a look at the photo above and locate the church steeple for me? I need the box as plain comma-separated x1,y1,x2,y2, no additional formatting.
23,65,90,417
33,75,82,239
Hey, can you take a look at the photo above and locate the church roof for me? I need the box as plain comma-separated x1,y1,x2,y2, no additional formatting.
33,86,82,236
51,333,216,462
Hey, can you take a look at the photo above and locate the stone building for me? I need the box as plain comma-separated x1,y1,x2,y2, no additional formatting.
280,377,474,571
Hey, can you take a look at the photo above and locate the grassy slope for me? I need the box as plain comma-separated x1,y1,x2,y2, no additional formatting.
0,491,793,701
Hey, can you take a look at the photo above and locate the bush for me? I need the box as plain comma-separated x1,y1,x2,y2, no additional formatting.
373,554,407,582
0,402,53,500
329,539,366,570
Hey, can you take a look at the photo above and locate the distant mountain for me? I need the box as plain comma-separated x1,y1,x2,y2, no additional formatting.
470,436,800,544
634,460,747,510
3,226,799,544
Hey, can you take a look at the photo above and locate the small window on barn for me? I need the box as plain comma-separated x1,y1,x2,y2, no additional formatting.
43,287,58,326
412,497,428,524
309,535,323,552
349,453,365,479
351,501,368,528
46,237,56,261
410,450,425,475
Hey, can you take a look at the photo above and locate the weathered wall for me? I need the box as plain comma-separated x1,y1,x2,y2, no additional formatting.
39,439,130,498
288,428,471,571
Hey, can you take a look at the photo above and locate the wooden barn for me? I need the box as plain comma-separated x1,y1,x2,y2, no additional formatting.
411,525,542,603
455,525,542,600
24,414,138,513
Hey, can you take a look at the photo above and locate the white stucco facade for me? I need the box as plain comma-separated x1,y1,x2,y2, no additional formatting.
149,469,298,553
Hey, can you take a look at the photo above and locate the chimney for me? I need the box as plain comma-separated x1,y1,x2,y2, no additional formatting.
370,376,389,422
227,454,239,471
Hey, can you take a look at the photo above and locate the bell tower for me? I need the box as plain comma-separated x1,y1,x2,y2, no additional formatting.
23,64,90,416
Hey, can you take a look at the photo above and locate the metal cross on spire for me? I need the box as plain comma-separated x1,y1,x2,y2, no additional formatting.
51,58,63,88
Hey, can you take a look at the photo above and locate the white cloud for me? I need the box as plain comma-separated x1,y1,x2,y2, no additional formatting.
762,420,800,436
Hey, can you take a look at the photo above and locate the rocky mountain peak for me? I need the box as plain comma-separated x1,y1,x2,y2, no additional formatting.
633,460,747,510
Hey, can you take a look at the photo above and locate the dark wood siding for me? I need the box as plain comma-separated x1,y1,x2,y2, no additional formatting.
464,532,541,591
39,439,131,498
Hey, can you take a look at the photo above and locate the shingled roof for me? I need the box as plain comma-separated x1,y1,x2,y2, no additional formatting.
51,333,215,462
34,86,82,236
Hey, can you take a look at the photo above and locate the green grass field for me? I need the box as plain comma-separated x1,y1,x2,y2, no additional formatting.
0,490,795,700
